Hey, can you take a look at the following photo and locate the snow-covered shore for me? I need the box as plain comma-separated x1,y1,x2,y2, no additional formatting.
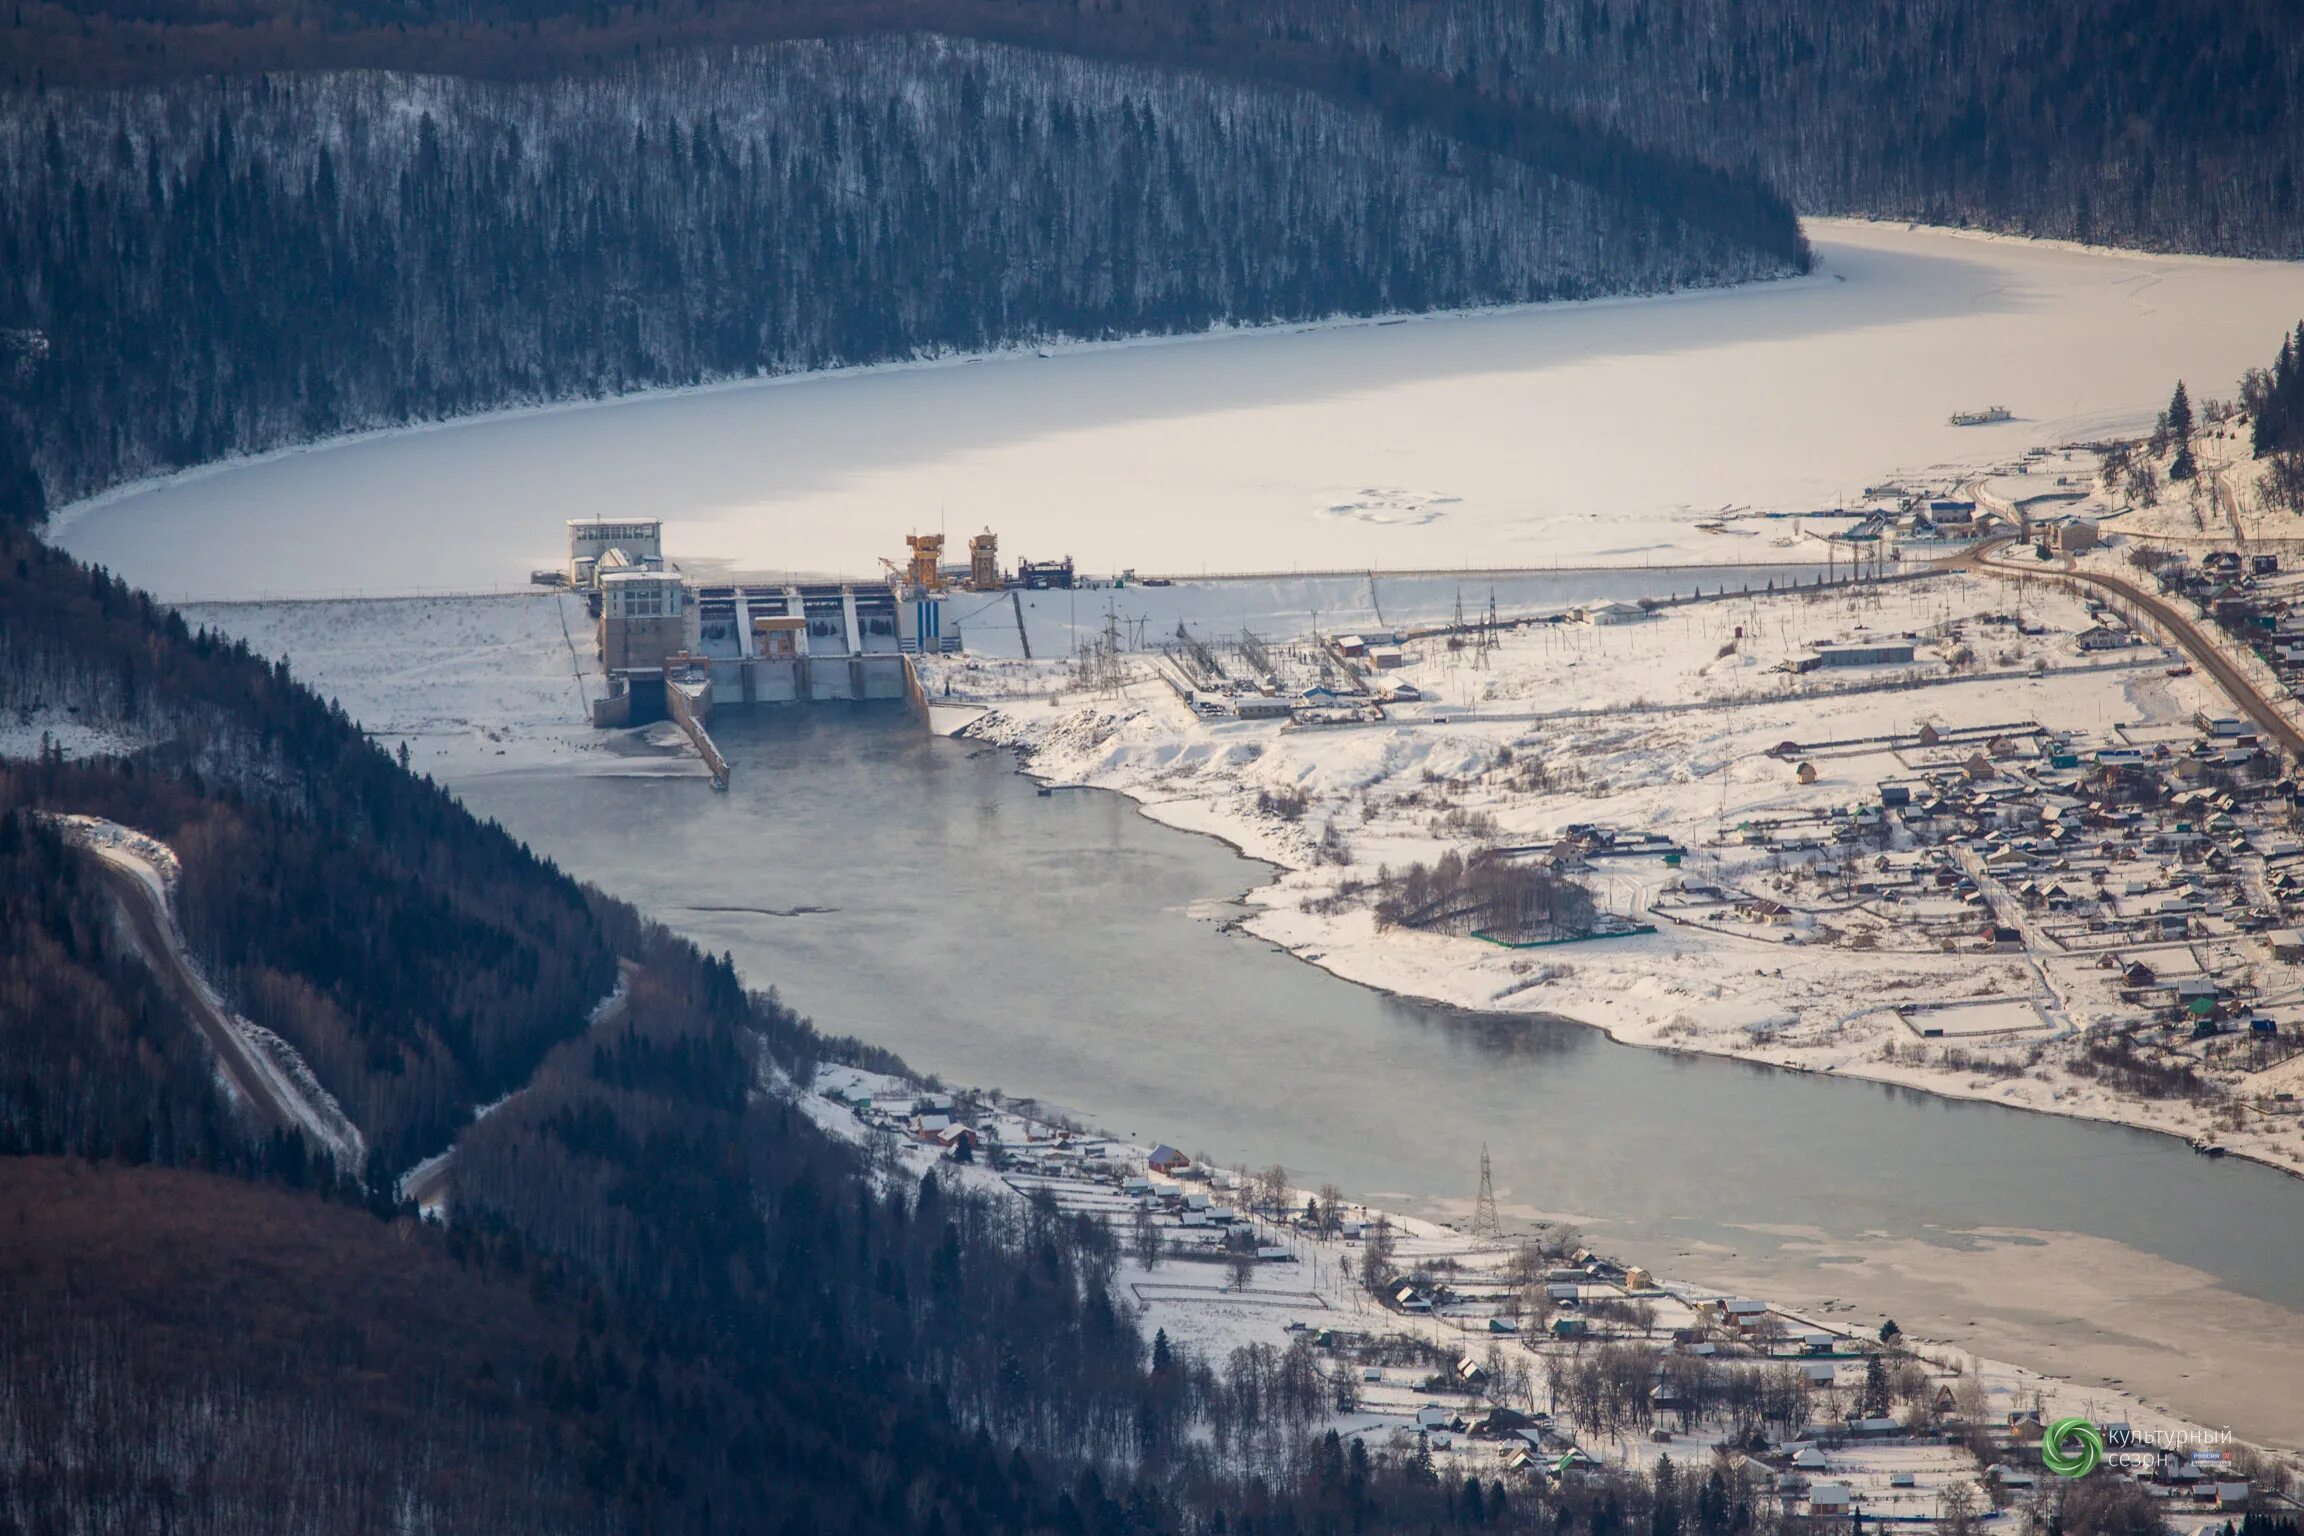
126,571,2304,1182
802,1062,2300,1480
55,576,2304,1449
935,569,2304,1183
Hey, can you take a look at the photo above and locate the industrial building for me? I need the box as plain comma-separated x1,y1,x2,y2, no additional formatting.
1581,601,1650,626
566,518,665,588
880,529,1010,594
2051,518,2101,555
597,568,689,671
1017,556,1076,590
580,521,984,735
1795,640,1917,671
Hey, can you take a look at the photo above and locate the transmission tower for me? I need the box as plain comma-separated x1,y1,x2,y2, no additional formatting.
1470,1143,1501,1239
1098,599,1125,696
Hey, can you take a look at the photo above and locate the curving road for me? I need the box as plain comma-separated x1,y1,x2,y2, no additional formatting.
75,833,366,1167
93,859,304,1130
82,809,639,1212
1968,538,2304,764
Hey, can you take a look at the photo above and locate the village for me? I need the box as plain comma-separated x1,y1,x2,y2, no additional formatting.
935,488,2304,1176
806,1060,2299,1532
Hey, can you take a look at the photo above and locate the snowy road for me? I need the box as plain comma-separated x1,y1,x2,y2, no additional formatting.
58,816,367,1170
1976,541,2304,762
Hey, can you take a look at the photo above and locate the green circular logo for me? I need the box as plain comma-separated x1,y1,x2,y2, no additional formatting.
2043,1418,2104,1478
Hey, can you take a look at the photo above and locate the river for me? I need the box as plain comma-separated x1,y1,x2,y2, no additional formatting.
457,707,2304,1445
63,215,2304,1442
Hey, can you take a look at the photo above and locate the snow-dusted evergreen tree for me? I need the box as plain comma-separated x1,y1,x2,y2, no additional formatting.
2165,381,2197,480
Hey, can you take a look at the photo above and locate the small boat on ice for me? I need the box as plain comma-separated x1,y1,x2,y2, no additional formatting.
1949,405,2013,426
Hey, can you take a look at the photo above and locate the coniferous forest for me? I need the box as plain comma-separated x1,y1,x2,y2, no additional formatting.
8,0,2304,1528
10,0,2302,516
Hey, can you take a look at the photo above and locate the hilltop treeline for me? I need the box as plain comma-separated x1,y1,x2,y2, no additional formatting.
2243,322,2304,458
10,0,2302,262
0,36,1803,514
2129,320,2304,517
1265,0,2304,259
9,0,2294,521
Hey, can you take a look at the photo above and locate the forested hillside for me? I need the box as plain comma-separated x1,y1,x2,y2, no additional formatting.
1269,0,2304,258
0,35,1804,513
1,542,619,1177
10,0,2301,265
7,0,2293,518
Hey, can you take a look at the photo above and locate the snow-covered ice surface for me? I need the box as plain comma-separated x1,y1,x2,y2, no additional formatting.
172,592,709,783
52,221,2304,600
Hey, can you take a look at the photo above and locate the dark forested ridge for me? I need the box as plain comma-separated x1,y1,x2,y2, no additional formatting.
0,1158,596,1532
9,0,2302,262
1,538,619,1177
0,35,1805,514
1268,0,2304,259
5,0,2295,518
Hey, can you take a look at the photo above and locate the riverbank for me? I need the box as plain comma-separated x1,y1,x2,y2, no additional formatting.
16,550,2255,1450
939,567,2304,1184
935,702,2304,1450
82,578,2304,1445
800,1064,2304,1484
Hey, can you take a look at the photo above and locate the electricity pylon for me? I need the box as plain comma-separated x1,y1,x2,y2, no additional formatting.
1471,1143,1501,1239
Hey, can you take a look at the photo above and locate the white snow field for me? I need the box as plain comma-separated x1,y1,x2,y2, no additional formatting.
52,220,2304,601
